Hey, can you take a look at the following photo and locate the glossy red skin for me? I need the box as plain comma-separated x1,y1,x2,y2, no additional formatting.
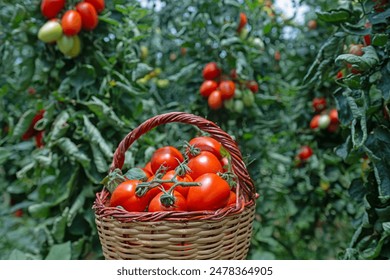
227,191,237,206
246,80,259,93
200,80,218,98
310,114,320,130
187,151,223,181
161,170,192,197
202,62,221,80
237,12,247,32
219,80,236,100
188,136,222,159
312,97,327,113
329,109,339,124
41,0,65,19
208,90,223,110
61,10,82,36
336,71,344,79
298,146,313,161
109,180,149,212
220,157,229,172
187,173,230,211
148,191,187,212
144,161,153,175
150,146,184,174
22,110,45,140
85,0,105,13
76,2,99,31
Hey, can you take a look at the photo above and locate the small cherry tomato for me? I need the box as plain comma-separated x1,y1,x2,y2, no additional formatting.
318,114,331,129
41,0,65,19
208,90,223,110
329,109,339,124
76,2,99,31
246,80,259,93
219,80,236,100
199,80,218,98
38,20,63,43
237,12,247,32
310,115,320,130
85,0,105,13
61,10,82,36
298,146,313,161
312,97,327,113
187,151,223,181
202,62,221,80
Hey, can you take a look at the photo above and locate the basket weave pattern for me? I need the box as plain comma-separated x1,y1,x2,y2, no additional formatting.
93,112,258,260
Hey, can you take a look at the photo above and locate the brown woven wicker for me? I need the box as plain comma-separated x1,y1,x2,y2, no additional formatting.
93,111,258,260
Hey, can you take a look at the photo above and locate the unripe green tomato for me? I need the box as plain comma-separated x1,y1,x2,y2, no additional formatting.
239,27,249,39
156,79,170,88
140,45,148,60
64,35,81,58
224,98,234,111
242,90,255,107
38,20,63,43
318,114,331,129
234,99,244,113
234,89,243,99
57,35,75,54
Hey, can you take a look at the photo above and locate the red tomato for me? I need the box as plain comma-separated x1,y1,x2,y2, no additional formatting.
41,0,65,19
187,173,230,211
150,146,184,174
202,62,221,80
246,80,259,93
61,10,82,36
312,97,327,113
310,115,320,130
230,68,238,80
208,90,223,110
298,146,313,161
219,80,235,100
35,131,44,148
336,71,344,79
220,157,229,172
199,80,218,98
148,191,187,212
327,122,339,133
349,44,364,56
237,12,247,32
187,136,222,159
22,110,45,140
161,170,192,197
144,161,153,175
227,191,237,206
187,151,223,181
76,2,99,31
274,50,281,61
85,0,105,13
307,20,317,30
329,109,339,124
109,180,149,212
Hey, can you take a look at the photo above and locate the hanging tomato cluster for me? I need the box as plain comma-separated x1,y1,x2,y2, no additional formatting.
199,62,259,112
37,0,105,58
309,97,339,133
108,136,238,212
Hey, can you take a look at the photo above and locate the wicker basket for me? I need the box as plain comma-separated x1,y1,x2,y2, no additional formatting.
93,112,258,260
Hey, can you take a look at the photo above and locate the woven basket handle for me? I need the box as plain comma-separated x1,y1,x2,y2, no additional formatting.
110,111,257,203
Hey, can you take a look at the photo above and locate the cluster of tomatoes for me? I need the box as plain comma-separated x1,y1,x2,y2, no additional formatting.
37,0,105,58
199,62,258,112
309,98,339,133
296,98,340,165
109,136,237,212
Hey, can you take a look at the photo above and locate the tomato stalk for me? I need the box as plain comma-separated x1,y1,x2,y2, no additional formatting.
101,168,127,193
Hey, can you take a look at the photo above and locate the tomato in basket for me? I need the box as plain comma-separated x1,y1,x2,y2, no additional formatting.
150,146,184,174
148,190,187,212
110,180,151,212
187,151,223,180
187,136,223,159
186,173,230,211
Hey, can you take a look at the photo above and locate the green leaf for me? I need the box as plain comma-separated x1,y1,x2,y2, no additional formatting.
45,242,72,260
316,9,351,24
124,167,148,181
349,178,365,203
378,61,390,101
67,65,96,96
168,62,198,82
372,34,388,47
84,96,125,128
12,109,35,140
335,46,379,72
91,143,108,173
51,208,69,243
48,111,70,142
132,63,153,81
28,202,51,218
83,115,113,159
56,138,90,167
